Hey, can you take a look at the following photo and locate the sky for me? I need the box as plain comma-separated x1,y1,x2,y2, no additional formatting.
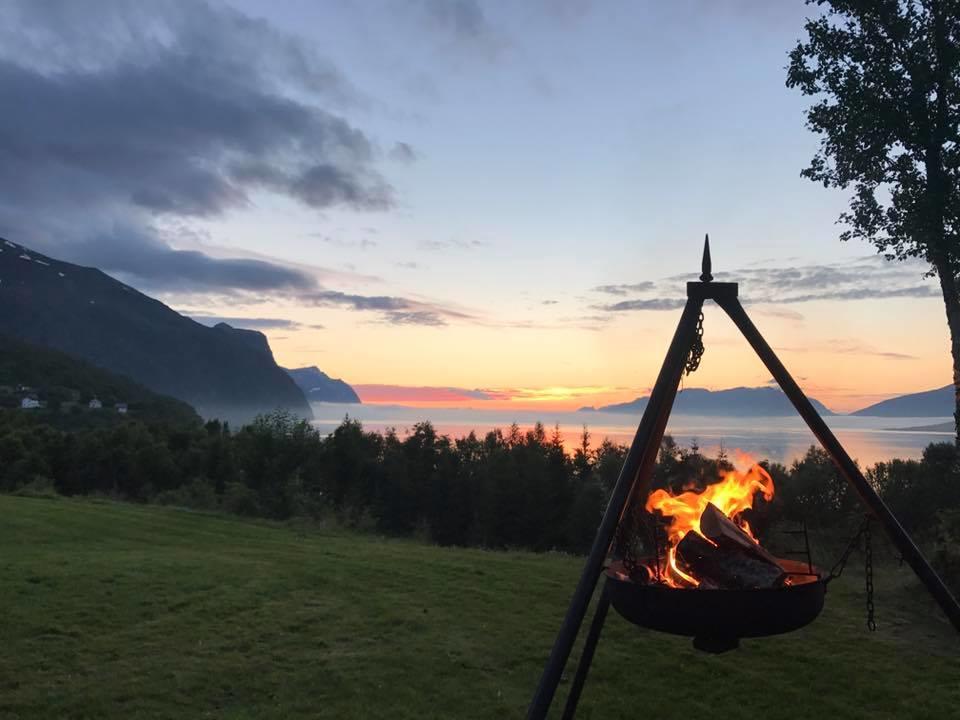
0,0,950,413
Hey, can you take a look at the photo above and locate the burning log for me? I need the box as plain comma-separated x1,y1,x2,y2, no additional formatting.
676,529,786,590
644,460,782,588
699,502,781,567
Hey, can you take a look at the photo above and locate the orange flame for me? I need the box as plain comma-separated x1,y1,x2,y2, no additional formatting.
644,454,774,588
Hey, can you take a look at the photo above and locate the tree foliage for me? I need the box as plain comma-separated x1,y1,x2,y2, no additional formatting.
788,0,960,437
2,409,957,561
788,1,960,262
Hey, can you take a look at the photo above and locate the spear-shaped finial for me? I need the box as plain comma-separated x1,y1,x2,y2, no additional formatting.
700,233,713,282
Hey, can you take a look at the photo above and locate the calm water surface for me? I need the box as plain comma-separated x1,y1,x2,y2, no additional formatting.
310,404,954,468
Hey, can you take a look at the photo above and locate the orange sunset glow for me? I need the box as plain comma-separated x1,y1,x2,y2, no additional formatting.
260,292,950,415
351,384,631,410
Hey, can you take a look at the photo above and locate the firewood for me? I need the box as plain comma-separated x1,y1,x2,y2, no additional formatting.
699,502,781,567
676,530,786,590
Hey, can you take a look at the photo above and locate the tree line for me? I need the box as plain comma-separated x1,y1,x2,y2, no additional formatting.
0,408,957,590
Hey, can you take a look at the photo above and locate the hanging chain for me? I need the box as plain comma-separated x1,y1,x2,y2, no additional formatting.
864,519,876,631
684,312,705,375
828,515,869,580
827,514,877,631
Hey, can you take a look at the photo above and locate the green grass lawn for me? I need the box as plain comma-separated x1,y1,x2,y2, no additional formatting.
0,496,957,719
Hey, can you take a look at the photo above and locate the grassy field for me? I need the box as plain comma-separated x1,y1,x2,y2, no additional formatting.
0,496,957,719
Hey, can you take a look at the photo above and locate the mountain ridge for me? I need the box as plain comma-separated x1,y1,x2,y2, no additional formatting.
580,386,835,416
0,237,311,424
851,385,953,417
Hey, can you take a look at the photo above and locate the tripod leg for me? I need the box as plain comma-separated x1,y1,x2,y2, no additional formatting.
718,294,960,634
526,297,704,719
560,583,612,720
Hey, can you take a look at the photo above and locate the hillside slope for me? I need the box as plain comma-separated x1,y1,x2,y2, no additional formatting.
583,386,835,416
0,497,956,719
853,385,953,417
284,366,360,403
0,335,199,425
0,238,311,423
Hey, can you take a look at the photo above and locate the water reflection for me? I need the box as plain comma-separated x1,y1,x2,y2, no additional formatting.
310,404,954,468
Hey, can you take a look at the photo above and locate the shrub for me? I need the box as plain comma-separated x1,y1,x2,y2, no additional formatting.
932,509,960,596
12,475,59,499
153,477,217,511
221,481,260,517
776,446,856,524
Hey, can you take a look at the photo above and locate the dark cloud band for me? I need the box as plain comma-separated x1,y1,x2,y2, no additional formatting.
0,0,403,296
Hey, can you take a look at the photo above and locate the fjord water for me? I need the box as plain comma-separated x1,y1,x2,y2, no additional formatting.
310,403,954,467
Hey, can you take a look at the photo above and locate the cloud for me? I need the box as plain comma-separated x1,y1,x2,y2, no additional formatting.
776,285,936,304
421,0,493,42
419,238,487,251
592,255,938,313
306,291,411,312
599,298,687,312
429,0,486,37
304,290,473,326
314,234,379,250
775,340,919,360
389,142,417,163
592,281,656,296
353,383,618,405
382,311,448,326
0,0,397,294
66,227,317,293
750,306,805,322
0,0,360,102
688,255,932,301
187,314,325,331
480,386,619,402
2,220,464,330
353,384,505,404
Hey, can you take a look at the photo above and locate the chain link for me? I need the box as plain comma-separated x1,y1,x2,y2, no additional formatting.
684,312,705,375
865,519,876,631
827,515,877,631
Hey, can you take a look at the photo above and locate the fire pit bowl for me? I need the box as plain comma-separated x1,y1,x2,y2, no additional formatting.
605,559,826,652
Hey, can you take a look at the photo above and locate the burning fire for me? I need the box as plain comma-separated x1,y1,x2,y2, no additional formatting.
644,455,774,588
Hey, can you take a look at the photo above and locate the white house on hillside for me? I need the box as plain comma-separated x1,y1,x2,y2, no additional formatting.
88,398,102,409
20,397,40,409
116,403,128,414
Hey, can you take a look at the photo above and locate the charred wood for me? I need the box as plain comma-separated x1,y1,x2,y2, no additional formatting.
699,502,781,567
676,530,786,590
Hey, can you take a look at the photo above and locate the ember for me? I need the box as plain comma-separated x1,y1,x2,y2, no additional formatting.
644,458,781,589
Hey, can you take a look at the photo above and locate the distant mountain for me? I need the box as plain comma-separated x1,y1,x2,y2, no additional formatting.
0,238,311,423
285,366,360,404
0,335,199,426
581,386,834,416
852,385,953,417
